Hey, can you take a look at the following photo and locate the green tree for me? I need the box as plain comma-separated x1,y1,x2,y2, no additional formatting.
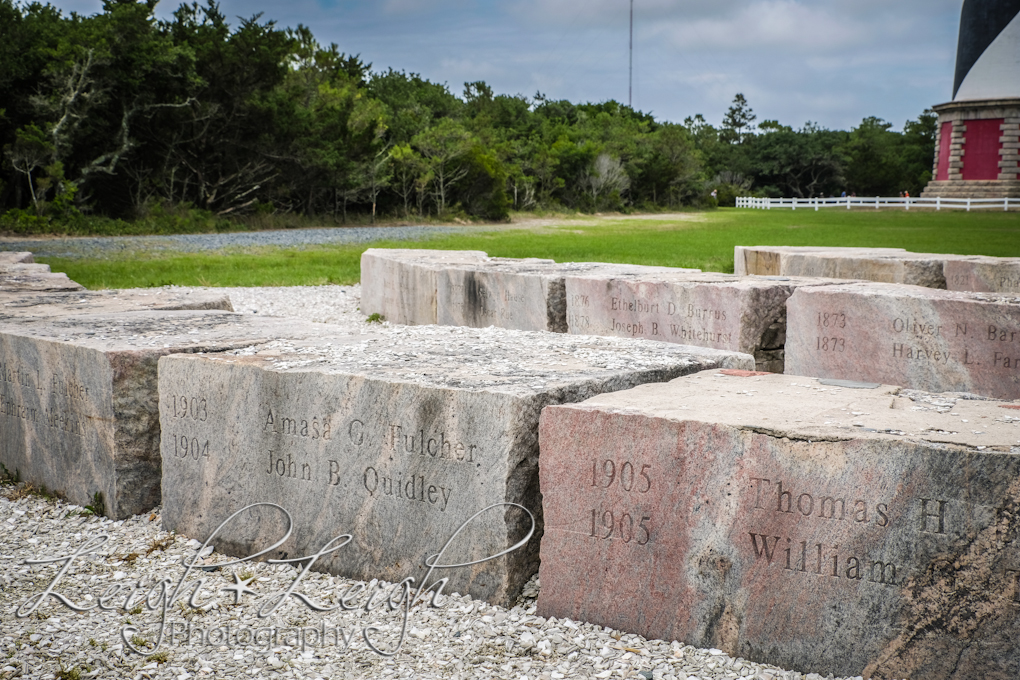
722,93,756,144
413,118,472,215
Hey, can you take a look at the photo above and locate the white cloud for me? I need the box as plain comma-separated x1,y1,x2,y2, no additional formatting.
38,0,965,129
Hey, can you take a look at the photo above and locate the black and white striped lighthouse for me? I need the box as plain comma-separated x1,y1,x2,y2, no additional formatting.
923,0,1020,198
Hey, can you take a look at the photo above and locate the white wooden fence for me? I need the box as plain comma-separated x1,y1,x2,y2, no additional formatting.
736,195,1018,211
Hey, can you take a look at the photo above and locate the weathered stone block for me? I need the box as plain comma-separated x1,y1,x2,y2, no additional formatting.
0,288,234,322
734,246,906,277
360,249,489,325
158,327,753,606
538,370,1020,679
565,271,842,372
0,311,328,518
734,246,949,288
785,282,1020,400
0,252,34,265
944,256,1020,294
437,261,691,333
0,262,83,292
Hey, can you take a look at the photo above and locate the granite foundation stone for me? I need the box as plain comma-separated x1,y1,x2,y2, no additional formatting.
0,288,234,322
437,260,691,333
158,326,753,606
735,246,950,288
538,370,1020,679
0,252,35,265
785,282,1020,399
944,256,1020,294
565,271,844,372
360,249,489,325
0,262,84,292
0,311,334,518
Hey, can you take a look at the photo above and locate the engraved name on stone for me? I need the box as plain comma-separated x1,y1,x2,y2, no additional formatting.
786,283,1020,398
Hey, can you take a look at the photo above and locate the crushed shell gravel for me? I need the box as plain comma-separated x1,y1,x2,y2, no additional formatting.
0,493,869,680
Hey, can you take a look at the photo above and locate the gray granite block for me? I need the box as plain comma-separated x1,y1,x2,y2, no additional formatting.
360,249,489,325
0,252,34,265
944,256,1020,294
0,262,84,292
0,288,234,322
735,246,952,288
437,260,690,333
158,326,753,606
0,311,332,518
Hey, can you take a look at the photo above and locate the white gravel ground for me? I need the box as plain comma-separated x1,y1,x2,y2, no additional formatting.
0,285,870,680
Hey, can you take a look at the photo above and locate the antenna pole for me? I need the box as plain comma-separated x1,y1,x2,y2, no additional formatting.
629,0,633,108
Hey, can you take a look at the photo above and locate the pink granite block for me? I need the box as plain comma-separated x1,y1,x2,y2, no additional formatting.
785,282,1020,399
944,256,1020,294
565,272,842,372
537,370,1020,678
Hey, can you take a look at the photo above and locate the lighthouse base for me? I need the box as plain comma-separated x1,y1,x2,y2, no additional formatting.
921,98,1020,199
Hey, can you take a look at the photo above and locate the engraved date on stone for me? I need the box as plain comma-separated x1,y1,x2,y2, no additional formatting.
816,312,847,329
590,509,651,545
170,434,210,460
168,395,208,422
816,336,846,353
591,460,652,493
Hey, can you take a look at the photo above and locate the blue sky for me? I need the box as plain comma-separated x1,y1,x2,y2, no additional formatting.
48,0,964,131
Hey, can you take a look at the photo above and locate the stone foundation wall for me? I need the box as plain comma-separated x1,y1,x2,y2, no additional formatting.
922,98,1020,199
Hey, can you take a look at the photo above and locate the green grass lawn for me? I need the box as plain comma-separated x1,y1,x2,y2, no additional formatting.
38,208,1020,289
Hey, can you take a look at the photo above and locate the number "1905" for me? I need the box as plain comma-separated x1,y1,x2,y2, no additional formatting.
590,510,650,545
591,460,651,493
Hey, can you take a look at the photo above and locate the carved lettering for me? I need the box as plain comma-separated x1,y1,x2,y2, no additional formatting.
668,325,732,345
993,352,1019,369
262,409,331,441
686,305,727,321
571,294,590,307
893,318,943,337
44,408,87,437
388,424,476,463
591,460,652,493
748,532,899,586
362,467,452,512
264,450,312,482
168,395,208,422
987,325,1019,343
171,434,211,461
610,297,659,314
49,374,90,403
611,319,645,336
0,360,38,390
816,337,846,352
590,509,651,545
816,312,847,329
1,394,39,423
751,479,890,528
892,343,951,364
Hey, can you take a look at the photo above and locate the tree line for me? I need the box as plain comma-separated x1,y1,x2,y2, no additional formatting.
0,0,937,226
